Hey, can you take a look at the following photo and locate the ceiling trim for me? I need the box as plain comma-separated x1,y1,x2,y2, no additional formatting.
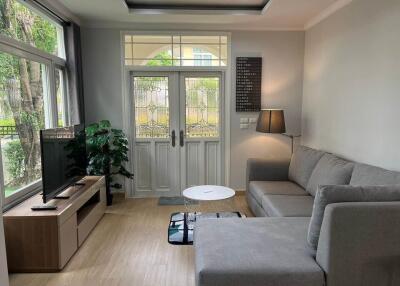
304,0,353,30
39,0,82,24
79,20,305,31
125,0,271,15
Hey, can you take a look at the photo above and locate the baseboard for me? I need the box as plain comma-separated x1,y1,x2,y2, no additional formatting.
235,189,246,196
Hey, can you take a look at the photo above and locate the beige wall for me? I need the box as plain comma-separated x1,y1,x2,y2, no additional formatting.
302,0,400,170
82,29,305,190
230,31,305,189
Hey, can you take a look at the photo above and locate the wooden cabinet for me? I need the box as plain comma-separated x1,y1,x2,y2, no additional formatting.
3,176,106,272
0,213,9,286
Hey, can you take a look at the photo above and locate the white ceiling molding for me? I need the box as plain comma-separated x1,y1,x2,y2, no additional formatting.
38,0,82,24
80,20,305,31
304,0,352,30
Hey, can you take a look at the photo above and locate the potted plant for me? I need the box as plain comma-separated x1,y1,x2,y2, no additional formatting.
85,120,134,205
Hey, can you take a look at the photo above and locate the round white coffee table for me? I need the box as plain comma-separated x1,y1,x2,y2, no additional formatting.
183,185,235,201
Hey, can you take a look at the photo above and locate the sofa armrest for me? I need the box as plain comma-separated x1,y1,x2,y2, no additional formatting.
316,202,400,286
246,158,290,191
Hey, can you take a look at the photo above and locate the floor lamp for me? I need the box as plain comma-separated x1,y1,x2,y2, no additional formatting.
255,109,299,154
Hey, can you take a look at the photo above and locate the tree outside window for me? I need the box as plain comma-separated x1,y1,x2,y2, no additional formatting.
0,0,60,197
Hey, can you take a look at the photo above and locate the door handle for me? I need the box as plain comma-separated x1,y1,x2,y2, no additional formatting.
171,130,176,147
180,130,184,147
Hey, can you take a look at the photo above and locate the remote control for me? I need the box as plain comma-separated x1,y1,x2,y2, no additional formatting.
31,205,58,211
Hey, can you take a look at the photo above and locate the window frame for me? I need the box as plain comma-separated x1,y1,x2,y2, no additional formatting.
123,31,228,68
0,4,68,209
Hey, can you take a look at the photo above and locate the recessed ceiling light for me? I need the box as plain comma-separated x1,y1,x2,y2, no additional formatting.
124,0,271,15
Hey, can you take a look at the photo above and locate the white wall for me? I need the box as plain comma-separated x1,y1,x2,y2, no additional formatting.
302,0,400,171
230,31,304,189
81,29,305,190
82,29,124,129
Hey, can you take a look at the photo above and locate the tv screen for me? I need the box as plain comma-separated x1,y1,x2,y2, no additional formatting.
40,125,87,204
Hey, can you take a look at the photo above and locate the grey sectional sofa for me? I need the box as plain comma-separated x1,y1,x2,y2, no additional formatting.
194,145,400,286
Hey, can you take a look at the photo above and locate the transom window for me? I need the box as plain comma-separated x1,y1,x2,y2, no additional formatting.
124,34,228,67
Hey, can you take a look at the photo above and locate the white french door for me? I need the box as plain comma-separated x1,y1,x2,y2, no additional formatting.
132,71,223,197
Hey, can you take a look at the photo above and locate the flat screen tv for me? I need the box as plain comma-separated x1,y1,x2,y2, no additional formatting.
40,124,87,204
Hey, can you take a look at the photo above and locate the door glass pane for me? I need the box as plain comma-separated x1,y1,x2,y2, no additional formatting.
134,77,169,138
185,77,219,138
0,51,48,197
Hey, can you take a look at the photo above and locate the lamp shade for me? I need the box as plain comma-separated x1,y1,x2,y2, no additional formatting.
256,109,286,133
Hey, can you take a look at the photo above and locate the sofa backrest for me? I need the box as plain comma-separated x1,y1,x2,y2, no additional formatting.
288,145,325,189
306,154,354,197
350,163,400,186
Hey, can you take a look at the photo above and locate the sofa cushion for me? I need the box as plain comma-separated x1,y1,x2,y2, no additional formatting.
308,185,400,250
195,218,325,286
350,163,400,186
249,181,308,203
247,192,268,217
289,146,325,189
306,154,354,197
262,195,314,217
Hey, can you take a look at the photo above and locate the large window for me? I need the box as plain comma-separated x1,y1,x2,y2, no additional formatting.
0,52,48,197
124,34,228,67
0,0,68,205
0,0,65,58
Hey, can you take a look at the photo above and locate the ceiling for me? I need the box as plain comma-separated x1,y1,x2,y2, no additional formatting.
125,0,269,13
58,0,340,30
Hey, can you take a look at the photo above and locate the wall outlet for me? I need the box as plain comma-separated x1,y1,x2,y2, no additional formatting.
249,118,257,124
240,123,249,129
240,118,249,123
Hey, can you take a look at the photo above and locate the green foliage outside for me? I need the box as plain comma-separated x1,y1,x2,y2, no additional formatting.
146,51,173,66
3,140,24,183
0,0,58,55
0,117,15,126
136,50,220,138
0,0,59,193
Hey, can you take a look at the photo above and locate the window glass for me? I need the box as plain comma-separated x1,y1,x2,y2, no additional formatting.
0,51,49,197
124,35,228,67
55,68,66,127
0,0,65,58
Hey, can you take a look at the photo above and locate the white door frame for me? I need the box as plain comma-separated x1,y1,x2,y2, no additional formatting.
120,31,232,198
128,71,224,197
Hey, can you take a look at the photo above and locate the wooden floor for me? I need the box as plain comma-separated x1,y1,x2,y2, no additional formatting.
9,194,252,286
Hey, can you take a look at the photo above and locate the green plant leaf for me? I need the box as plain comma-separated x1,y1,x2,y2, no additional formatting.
86,120,134,183
99,120,111,129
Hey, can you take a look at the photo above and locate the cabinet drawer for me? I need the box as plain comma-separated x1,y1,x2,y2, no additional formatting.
77,202,105,246
59,214,78,269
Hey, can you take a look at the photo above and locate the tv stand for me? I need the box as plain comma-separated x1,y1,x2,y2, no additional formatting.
3,176,106,272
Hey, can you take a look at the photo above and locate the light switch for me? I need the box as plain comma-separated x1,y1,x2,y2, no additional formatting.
240,118,249,123
240,123,249,129
249,118,257,124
